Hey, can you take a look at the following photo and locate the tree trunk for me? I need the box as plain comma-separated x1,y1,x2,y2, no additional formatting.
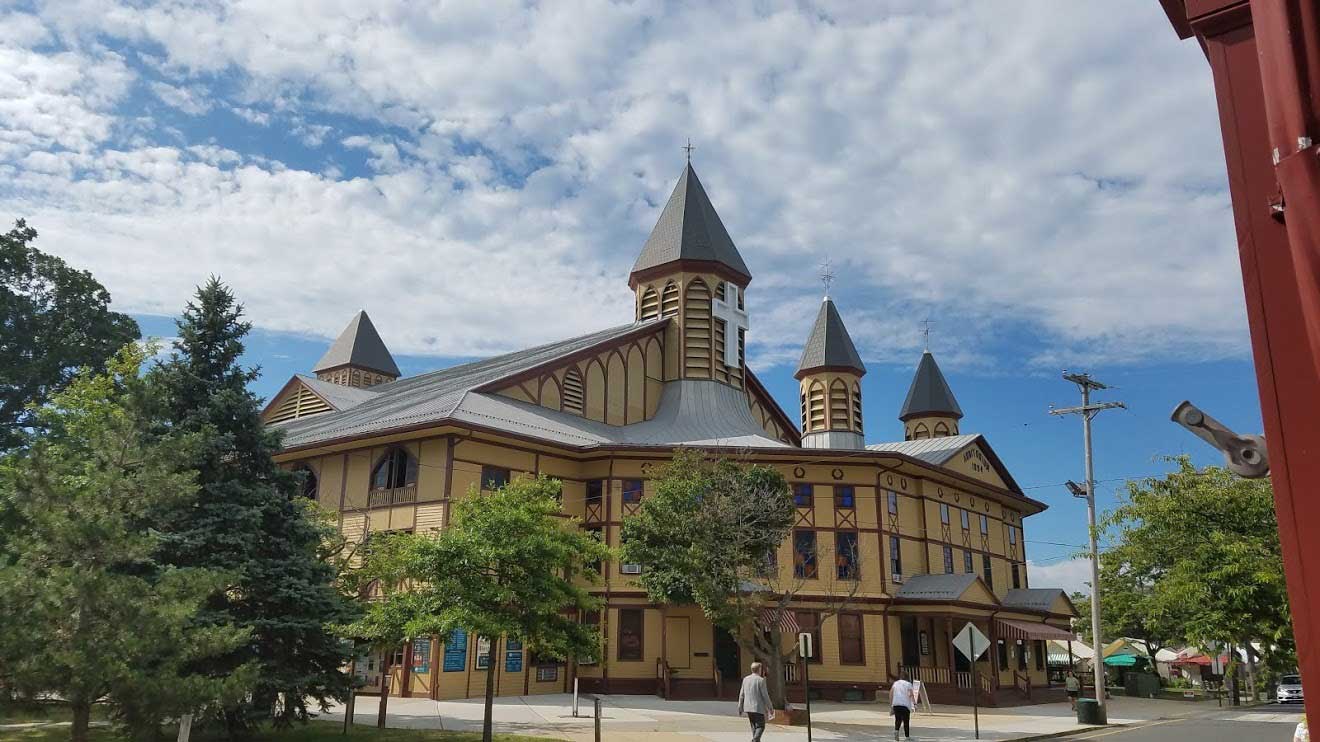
482,636,500,742
766,650,787,709
377,648,391,730
1245,643,1259,702
70,698,91,742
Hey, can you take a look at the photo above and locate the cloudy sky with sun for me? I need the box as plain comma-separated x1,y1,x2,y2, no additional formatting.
1,0,1262,592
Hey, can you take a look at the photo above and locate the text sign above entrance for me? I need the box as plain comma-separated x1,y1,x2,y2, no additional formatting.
953,622,991,663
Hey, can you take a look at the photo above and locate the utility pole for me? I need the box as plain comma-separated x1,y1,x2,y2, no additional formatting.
1051,371,1125,720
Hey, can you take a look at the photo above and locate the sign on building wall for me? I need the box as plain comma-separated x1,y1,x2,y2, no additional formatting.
412,638,432,674
476,636,492,670
506,639,523,673
443,629,468,672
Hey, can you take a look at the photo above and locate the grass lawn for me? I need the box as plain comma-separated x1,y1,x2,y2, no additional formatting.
0,720,559,742
0,704,108,724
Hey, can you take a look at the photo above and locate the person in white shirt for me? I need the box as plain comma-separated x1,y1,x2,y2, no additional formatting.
889,673,916,739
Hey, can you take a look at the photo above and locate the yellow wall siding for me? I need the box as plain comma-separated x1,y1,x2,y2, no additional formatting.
417,438,447,502
606,353,626,426
626,346,646,424
585,361,606,421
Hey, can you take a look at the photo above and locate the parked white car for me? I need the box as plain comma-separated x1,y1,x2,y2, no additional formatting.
1279,674,1305,704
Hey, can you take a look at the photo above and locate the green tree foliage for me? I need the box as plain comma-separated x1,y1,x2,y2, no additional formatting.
0,345,250,742
1100,457,1294,672
0,219,140,452
620,450,823,708
349,476,610,742
149,278,357,734
1069,565,1187,667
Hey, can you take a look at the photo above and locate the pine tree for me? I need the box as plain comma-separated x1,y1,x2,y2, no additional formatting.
151,278,356,734
0,345,251,742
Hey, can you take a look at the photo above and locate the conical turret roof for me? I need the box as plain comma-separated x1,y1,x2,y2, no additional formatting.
795,297,865,378
630,163,751,284
899,350,962,421
313,311,401,377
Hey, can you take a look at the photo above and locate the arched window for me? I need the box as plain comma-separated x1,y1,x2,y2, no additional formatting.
934,421,950,437
296,464,319,500
562,367,585,415
639,287,659,320
660,281,680,317
372,447,417,490
911,422,930,440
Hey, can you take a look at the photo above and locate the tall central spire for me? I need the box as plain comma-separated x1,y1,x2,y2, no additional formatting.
628,163,752,289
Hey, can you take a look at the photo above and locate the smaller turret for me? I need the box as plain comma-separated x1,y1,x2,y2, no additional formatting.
795,297,866,450
899,350,962,440
313,311,400,388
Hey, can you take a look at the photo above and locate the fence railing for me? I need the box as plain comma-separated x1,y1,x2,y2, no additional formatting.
368,484,417,508
899,665,951,685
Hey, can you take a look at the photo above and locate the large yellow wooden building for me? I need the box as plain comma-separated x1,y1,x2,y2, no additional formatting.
264,163,1076,706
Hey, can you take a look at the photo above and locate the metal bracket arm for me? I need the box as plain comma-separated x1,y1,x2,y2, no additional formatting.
1170,401,1269,478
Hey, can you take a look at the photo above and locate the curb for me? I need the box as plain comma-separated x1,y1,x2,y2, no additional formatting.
1006,724,1131,741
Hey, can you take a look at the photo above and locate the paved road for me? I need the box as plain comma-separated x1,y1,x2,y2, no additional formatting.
1065,704,1303,742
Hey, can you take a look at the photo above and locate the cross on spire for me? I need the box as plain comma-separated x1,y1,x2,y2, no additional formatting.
819,257,835,298
682,138,695,163
921,318,934,350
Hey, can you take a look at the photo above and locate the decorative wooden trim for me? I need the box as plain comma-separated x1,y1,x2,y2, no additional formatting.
627,259,752,290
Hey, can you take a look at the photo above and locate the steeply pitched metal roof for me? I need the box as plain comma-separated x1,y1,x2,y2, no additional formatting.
277,320,667,448
312,310,401,377
630,163,751,281
894,573,988,602
898,350,963,421
796,297,865,377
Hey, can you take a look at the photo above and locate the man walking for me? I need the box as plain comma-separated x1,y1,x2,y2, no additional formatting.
737,661,775,741
890,673,916,740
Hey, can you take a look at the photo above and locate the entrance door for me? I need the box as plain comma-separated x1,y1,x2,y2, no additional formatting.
665,616,691,670
714,626,741,698
900,617,920,668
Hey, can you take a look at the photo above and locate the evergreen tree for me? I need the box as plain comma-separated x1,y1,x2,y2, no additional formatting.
151,278,356,734
0,345,250,742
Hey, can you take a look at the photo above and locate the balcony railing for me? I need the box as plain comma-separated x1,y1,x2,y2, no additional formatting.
368,484,417,508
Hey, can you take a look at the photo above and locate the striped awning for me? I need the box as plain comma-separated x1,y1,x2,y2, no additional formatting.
997,619,1074,641
758,608,800,634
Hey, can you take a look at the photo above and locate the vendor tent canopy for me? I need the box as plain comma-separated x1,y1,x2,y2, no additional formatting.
1103,654,1139,667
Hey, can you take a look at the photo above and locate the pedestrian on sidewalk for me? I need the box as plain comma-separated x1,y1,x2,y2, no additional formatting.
737,661,775,742
1065,671,1081,710
890,672,916,740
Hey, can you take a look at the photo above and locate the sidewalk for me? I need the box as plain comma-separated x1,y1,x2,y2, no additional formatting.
324,693,1215,741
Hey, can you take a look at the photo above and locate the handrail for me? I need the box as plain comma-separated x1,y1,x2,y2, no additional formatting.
368,484,417,508
655,658,672,699
713,662,722,698
1013,670,1031,699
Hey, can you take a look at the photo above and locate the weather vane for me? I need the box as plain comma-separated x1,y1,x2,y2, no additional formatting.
921,318,934,350
682,138,695,163
819,257,835,298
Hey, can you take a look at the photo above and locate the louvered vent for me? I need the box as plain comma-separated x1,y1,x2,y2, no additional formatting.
808,383,826,432
852,384,863,433
639,287,660,320
660,282,680,317
684,280,712,378
562,367,585,415
830,380,850,429
267,386,332,424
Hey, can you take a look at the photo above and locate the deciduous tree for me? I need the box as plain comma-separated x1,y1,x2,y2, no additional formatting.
0,219,139,452
349,476,610,742
620,450,857,709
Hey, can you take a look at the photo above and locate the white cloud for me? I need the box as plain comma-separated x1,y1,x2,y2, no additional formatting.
0,1,1245,369
148,81,212,115
1028,558,1092,596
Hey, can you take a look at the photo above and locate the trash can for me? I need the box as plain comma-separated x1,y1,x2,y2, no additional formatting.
1076,698,1107,725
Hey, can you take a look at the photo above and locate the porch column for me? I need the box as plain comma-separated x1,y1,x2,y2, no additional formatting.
988,618,1000,690
945,615,956,693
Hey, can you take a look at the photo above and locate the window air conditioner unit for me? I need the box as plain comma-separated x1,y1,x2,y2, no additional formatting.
620,564,643,575
892,573,903,583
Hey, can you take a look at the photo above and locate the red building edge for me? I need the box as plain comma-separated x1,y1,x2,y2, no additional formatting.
1159,0,1320,727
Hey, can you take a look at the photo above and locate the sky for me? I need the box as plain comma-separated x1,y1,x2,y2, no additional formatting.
3,1,1265,596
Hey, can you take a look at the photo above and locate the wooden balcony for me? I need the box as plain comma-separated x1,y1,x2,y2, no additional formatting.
368,484,417,508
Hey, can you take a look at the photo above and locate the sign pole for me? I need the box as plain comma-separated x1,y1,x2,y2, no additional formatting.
971,665,979,740
799,632,814,742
